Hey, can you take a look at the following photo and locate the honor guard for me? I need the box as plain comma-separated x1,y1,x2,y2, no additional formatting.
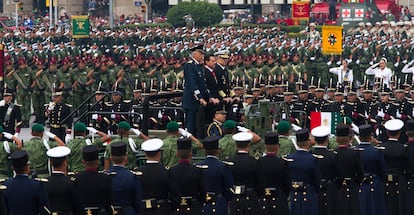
12,57,33,127
4,150,50,215
108,87,131,134
356,124,386,215
45,146,76,215
72,145,114,215
287,129,321,215
169,137,206,215
380,119,407,215
46,88,73,142
393,83,412,143
257,132,290,215
344,87,366,126
0,126,22,179
311,126,338,215
312,85,330,112
293,84,314,128
405,120,414,213
376,88,396,142
0,88,22,135
106,142,143,215
198,136,234,215
137,138,180,215
334,124,364,215
89,83,111,133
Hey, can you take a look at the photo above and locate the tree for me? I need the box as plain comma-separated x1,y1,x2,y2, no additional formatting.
167,2,223,27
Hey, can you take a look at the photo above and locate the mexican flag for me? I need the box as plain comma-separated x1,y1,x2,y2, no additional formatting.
310,112,341,134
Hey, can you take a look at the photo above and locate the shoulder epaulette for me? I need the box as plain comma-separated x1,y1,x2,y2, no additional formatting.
352,147,365,151
67,172,75,176
375,146,386,150
392,102,400,106
165,166,171,170
124,100,131,103
105,172,117,176
35,178,48,182
195,164,208,169
404,144,409,148
130,170,143,176
222,161,234,166
312,154,324,159
0,179,6,183
70,176,76,181
14,103,22,107
0,185,6,190
105,102,113,106
188,60,193,63
65,103,73,108
281,156,294,162
328,148,338,154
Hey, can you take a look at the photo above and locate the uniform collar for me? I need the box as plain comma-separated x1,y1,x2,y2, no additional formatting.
313,145,327,149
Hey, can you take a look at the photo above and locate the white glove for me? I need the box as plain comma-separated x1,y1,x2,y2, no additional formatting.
92,114,98,120
403,60,408,64
2,132,13,139
394,62,399,67
86,127,98,134
178,128,192,137
237,126,249,132
396,111,402,118
14,133,19,137
65,133,72,143
44,130,56,139
310,57,315,61
377,110,385,118
369,61,374,65
336,61,341,65
351,123,359,134
0,100,4,107
356,59,360,64
327,61,332,66
130,128,142,136
291,124,302,132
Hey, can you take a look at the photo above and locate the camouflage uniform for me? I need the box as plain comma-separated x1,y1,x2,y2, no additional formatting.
104,137,143,170
278,135,296,157
161,135,178,167
24,137,58,178
67,136,105,173
219,134,237,160
0,141,19,179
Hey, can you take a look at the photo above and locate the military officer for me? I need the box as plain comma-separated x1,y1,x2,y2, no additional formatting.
356,124,386,215
169,137,206,215
108,86,131,134
106,142,143,215
393,84,412,143
24,124,65,178
227,132,264,215
0,126,22,179
206,109,227,137
405,120,414,213
345,87,366,126
380,119,407,215
45,88,72,142
3,150,50,215
89,83,111,133
311,126,338,215
72,145,114,215
45,146,76,215
257,132,290,214
0,88,22,136
137,138,180,215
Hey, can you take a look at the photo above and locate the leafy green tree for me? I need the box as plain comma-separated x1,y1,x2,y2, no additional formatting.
167,2,223,27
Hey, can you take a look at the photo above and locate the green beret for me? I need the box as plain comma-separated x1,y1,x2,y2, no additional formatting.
118,121,131,130
0,125,3,133
166,121,179,132
32,123,45,132
277,120,291,133
74,122,87,132
223,120,236,129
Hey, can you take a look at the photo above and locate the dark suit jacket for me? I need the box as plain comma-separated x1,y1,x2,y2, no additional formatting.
46,172,76,213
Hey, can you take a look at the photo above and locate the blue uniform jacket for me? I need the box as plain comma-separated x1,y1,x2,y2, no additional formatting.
183,59,210,110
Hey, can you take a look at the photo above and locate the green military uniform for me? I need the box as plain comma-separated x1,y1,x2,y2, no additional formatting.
12,63,33,127
161,135,178,167
219,134,237,160
67,136,106,173
24,136,57,178
278,135,296,157
0,140,19,179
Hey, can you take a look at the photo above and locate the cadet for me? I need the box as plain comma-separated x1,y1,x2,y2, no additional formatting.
137,138,180,215
356,124,386,215
257,132,290,215
287,128,321,215
334,124,364,215
0,88,22,135
89,83,111,133
0,126,22,179
108,87,131,134
67,122,110,173
310,126,338,215
405,120,414,213
277,120,297,157
45,88,72,142
169,137,206,215
72,145,114,215
45,146,76,214
24,124,65,178
380,119,407,215
227,132,264,215
3,150,49,215
106,142,143,215
198,136,233,215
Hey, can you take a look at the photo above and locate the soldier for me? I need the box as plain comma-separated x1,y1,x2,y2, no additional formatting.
293,85,314,128
67,122,110,173
393,83,412,143
257,132,290,214
365,58,393,87
24,124,65,178
0,88,22,136
312,85,330,112
227,132,264,215
376,88,396,142
3,150,50,215
356,124,386,215
380,119,407,215
45,146,76,214
137,138,180,215
31,58,47,125
0,126,22,179
71,58,92,119
287,128,321,215
197,136,233,215
329,59,354,86
106,142,143,215
405,120,414,213
214,50,233,103
89,83,111,133
311,126,338,215
344,87,366,126
108,87,131,134
45,88,72,142
206,109,227,137
72,145,114,215
219,120,238,160
169,137,206,215
277,120,297,157
276,86,295,122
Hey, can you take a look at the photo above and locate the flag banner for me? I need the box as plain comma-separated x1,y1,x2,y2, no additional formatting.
72,15,90,38
310,112,341,134
322,25,343,55
292,1,310,20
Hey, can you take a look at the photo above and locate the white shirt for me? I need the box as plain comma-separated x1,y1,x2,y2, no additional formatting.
365,65,392,86
329,66,353,83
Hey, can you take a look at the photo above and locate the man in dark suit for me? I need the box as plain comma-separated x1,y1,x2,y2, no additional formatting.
203,54,221,125
106,142,142,215
137,138,180,215
46,146,76,214
227,132,264,215
311,126,338,215
287,128,321,215
183,45,218,136
72,145,113,215
197,136,233,215
169,137,206,215
3,150,49,215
